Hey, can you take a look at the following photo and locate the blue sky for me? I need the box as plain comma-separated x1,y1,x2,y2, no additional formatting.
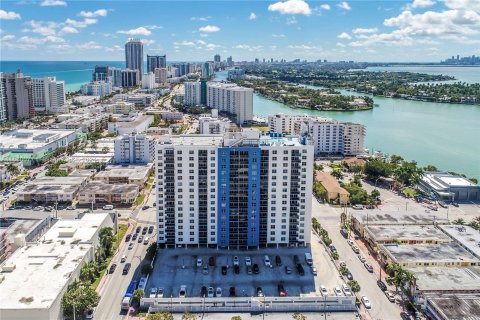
1,0,479,62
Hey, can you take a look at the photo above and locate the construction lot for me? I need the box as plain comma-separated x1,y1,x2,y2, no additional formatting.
146,247,325,298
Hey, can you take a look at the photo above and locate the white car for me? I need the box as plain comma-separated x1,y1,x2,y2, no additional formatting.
216,287,222,297
245,257,252,266
362,296,372,309
149,287,157,298
342,284,352,296
207,287,214,298
179,285,187,298
364,262,373,272
339,261,347,268
358,254,366,263
347,239,354,246
196,258,203,267
311,266,317,276
233,256,239,266
334,287,343,296
157,287,164,298
320,285,328,296
202,264,209,275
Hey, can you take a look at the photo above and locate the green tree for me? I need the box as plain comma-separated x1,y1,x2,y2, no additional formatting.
182,312,198,320
6,163,20,176
452,218,466,225
147,312,175,320
231,317,242,320
423,165,438,171
339,266,349,275
132,289,144,307
145,243,157,261
61,281,99,319
99,227,115,257
347,280,361,292
141,264,153,275
331,252,339,260
292,312,307,320
390,154,404,165
322,235,332,246
371,189,380,199
101,146,110,153
79,261,97,284
470,177,479,184
331,170,343,180
364,159,392,180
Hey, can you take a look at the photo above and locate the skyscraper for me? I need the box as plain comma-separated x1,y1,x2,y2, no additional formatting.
125,39,144,80
214,54,221,63
0,80,6,123
32,77,65,113
0,70,34,120
93,66,110,82
147,55,166,73
121,69,140,88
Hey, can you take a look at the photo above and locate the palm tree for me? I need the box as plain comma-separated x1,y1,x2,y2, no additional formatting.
80,262,97,283
453,218,466,225
99,227,115,257
6,163,20,177
132,289,144,307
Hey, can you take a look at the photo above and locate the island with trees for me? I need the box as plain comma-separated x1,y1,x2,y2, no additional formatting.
240,65,479,105
235,78,374,111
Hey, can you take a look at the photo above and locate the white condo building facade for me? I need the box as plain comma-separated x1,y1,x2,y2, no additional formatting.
114,132,155,164
184,82,202,106
156,129,313,249
268,114,366,156
142,72,156,89
80,81,112,98
206,82,253,125
32,77,66,113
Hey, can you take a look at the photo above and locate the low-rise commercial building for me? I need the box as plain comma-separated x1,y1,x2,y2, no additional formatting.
0,213,114,320
104,101,136,114
419,172,480,202
16,176,87,203
94,164,152,188
379,242,480,268
0,129,85,166
159,111,184,121
78,182,139,205
424,293,480,320
65,152,114,169
315,171,349,204
439,225,480,259
108,113,154,135
127,94,156,107
55,113,108,133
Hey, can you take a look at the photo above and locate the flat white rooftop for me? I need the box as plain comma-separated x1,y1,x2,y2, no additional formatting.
365,225,452,242
439,225,480,259
352,210,450,225
408,267,480,292
159,135,224,147
0,214,109,310
0,129,77,151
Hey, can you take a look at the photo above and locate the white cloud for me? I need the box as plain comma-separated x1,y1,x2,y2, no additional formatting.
59,26,78,34
199,33,208,37
1,35,15,41
336,42,346,47
352,28,379,34
65,18,97,28
25,20,59,36
233,44,264,51
319,4,331,10
249,12,257,20
2,42,37,50
144,25,162,30
288,44,318,50
268,0,311,15
337,32,352,39
406,0,436,10
79,9,108,18
199,25,220,33
0,10,21,20
286,17,297,24
43,35,65,43
174,40,196,46
40,0,67,6
205,43,221,50
191,16,211,21
117,27,152,36
105,45,124,52
76,41,102,49
141,39,156,46
338,2,351,10
272,34,286,37
48,44,71,50
444,0,480,11
18,35,65,44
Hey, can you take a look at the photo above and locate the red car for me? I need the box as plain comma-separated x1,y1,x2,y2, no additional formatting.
278,283,286,297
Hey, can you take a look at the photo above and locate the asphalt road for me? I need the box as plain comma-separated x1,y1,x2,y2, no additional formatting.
311,199,403,320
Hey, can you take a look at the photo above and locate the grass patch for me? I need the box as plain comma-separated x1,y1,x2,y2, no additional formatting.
90,224,129,290
134,194,146,206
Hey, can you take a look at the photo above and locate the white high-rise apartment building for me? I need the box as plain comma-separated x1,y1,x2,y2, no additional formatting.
142,72,155,89
32,77,66,113
80,81,112,97
0,79,6,123
156,129,313,248
268,114,366,156
206,82,253,125
125,39,144,80
114,132,155,164
184,82,201,106
154,68,168,83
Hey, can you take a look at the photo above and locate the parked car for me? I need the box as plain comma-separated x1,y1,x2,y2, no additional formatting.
154,287,163,298
200,286,207,297
66,206,75,210
234,265,240,274
142,205,150,210
125,234,131,242
109,263,117,274
277,283,286,296
346,272,353,280
207,287,214,298
339,261,347,268
229,286,236,297
352,245,360,254
385,291,395,302
362,296,372,309
320,285,328,296
452,202,459,207
142,227,148,235
202,265,209,275
102,205,114,210
148,226,154,234
85,308,95,320
377,280,387,291
179,285,187,298
256,287,264,297
311,266,317,276
233,256,239,266
208,256,215,266
138,235,143,243
247,266,253,275
122,263,131,275
352,204,363,210
340,228,348,238
358,254,366,262
120,255,127,263
264,255,271,267
293,255,300,264
342,284,353,296
285,266,292,274
275,255,282,266
136,226,141,233
296,264,305,276
132,233,138,241
347,239,354,246
364,262,373,272
128,242,134,250
222,266,227,275
329,244,337,253
197,258,203,267
143,237,149,245
215,287,222,297
149,288,158,298
245,256,252,266
253,264,259,274
334,287,343,296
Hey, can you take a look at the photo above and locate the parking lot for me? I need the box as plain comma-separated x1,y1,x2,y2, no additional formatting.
146,248,317,298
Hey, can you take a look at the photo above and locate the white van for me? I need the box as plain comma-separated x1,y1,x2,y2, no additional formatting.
264,255,271,267
305,252,313,265
102,205,114,210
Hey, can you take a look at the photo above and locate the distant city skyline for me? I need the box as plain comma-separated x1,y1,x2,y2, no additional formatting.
1,0,479,62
